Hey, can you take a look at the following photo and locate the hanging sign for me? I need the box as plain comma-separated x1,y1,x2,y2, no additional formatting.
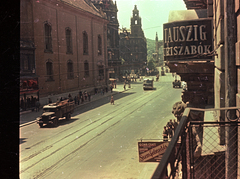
163,18,212,61
138,142,169,162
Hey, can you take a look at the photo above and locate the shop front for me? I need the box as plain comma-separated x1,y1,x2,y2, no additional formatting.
20,76,39,111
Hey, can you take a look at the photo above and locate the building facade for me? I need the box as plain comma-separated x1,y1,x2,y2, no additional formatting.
20,0,109,107
154,32,164,66
91,0,120,79
164,0,240,177
119,5,147,75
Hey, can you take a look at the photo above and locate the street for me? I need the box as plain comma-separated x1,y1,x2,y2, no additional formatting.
20,73,182,179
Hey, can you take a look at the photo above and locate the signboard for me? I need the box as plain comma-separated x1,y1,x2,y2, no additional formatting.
138,142,169,162
163,18,212,61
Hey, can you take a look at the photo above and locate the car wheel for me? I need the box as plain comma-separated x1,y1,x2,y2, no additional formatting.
66,113,71,121
53,118,58,127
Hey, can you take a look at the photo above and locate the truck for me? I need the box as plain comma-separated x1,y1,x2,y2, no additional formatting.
172,80,182,88
36,99,75,127
143,78,154,90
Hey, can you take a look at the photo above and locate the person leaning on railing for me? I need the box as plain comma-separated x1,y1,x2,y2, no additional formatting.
163,126,168,141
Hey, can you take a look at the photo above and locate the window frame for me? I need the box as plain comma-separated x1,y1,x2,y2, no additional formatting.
98,35,102,55
83,31,88,55
84,60,89,77
67,60,74,79
46,59,54,81
66,27,73,54
44,22,53,53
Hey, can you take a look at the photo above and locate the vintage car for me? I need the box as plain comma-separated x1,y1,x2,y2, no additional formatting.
172,80,182,88
143,78,153,90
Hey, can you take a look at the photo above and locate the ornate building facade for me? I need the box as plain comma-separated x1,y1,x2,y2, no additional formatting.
91,0,120,78
20,0,108,107
119,5,147,75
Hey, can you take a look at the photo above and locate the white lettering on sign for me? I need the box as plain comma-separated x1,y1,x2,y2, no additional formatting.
164,24,207,43
164,45,211,56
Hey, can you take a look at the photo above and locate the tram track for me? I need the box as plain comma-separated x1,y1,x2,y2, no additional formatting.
20,85,170,178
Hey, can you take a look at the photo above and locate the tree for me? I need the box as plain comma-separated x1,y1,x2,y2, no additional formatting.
147,57,156,71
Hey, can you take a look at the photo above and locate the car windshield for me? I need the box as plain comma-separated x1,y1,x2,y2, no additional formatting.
144,80,152,84
43,108,55,112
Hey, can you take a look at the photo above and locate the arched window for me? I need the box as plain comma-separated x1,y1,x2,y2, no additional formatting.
46,59,53,81
84,60,89,77
66,28,72,54
135,20,138,25
83,31,88,55
67,60,74,79
44,22,52,52
98,35,102,55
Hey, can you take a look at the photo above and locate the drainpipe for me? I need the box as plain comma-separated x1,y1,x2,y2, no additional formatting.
75,15,79,88
56,9,61,92
91,18,96,87
103,24,107,86
224,1,237,178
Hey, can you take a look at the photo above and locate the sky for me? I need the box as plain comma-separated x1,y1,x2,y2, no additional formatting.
115,0,187,40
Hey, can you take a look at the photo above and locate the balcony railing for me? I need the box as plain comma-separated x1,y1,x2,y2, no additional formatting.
151,107,240,179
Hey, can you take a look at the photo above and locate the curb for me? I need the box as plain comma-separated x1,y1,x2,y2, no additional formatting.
19,89,129,128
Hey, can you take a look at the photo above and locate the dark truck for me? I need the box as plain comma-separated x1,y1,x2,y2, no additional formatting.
36,99,75,127
172,80,182,88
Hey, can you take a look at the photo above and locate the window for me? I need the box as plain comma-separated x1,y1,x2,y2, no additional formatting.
98,35,102,55
84,60,89,77
135,20,137,25
67,60,74,79
46,60,53,81
44,23,52,52
66,28,73,54
83,31,88,55
98,66,104,80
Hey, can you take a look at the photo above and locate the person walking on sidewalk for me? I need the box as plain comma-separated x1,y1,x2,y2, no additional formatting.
35,100,40,112
88,92,91,101
110,85,113,93
77,94,80,105
110,95,114,105
123,83,126,90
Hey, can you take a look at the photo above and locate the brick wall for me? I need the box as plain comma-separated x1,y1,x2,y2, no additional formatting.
30,0,108,97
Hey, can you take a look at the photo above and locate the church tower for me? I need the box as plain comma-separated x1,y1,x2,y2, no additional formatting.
130,5,144,38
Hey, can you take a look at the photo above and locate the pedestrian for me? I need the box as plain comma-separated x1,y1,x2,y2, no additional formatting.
81,95,84,103
168,126,173,139
77,94,80,105
48,98,52,104
167,119,174,130
68,94,73,102
128,81,131,88
105,86,108,93
84,91,88,100
110,85,113,93
173,119,178,133
110,95,114,105
115,82,116,88
123,83,126,90
74,96,77,104
35,100,40,112
88,92,91,101
100,88,103,95
163,126,168,141
102,88,105,95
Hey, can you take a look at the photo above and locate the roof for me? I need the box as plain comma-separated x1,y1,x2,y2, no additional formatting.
58,0,105,18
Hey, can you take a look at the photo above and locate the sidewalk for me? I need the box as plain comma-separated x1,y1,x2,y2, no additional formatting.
19,82,133,127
